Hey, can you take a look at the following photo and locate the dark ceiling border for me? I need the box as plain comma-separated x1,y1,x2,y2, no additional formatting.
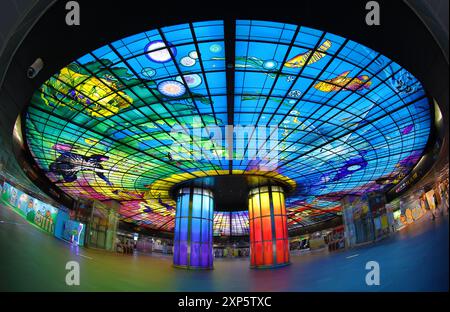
4,0,449,115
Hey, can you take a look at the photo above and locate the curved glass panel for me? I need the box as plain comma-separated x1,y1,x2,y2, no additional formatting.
24,20,431,233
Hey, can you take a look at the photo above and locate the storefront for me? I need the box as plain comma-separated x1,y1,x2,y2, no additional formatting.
324,225,345,252
86,201,119,251
213,241,250,258
289,235,310,252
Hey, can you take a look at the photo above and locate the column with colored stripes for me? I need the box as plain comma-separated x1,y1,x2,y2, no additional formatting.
173,187,214,269
248,185,290,268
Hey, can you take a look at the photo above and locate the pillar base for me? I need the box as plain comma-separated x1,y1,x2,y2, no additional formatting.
173,264,214,270
250,262,291,270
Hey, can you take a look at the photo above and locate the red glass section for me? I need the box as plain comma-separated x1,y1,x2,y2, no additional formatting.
275,216,284,239
263,241,273,265
254,242,264,266
276,240,285,264
262,217,272,241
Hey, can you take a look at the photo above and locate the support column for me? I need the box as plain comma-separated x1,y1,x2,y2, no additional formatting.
248,185,290,268
173,186,214,269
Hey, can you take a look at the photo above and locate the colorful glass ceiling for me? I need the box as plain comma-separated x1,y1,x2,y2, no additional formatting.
24,20,431,234
214,211,250,236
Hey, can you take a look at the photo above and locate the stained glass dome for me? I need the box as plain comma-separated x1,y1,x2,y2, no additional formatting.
24,20,431,235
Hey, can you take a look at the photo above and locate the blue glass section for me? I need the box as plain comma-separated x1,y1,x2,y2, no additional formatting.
192,195,202,219
181,194,189,217
202,196,210,219
201,219,210,242
191,218,201,242
179,218,189,241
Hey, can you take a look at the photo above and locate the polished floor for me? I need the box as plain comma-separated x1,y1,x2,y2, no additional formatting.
0,202,448,291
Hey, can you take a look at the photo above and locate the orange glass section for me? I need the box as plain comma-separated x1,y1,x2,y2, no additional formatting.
272,192,281,215
252,196,261,218
260,192,270,216
253,218,262,242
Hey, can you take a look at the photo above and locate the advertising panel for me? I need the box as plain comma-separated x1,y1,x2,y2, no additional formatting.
1,182,59,234
62,220,86,246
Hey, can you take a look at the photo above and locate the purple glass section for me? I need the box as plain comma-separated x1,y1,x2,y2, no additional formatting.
201,220,210,241
190,243,201,267
201,243,212,267
174,241,188,266
180,218,188,240
173,243,179,263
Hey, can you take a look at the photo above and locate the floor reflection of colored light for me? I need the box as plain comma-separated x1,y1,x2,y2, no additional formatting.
249,186,290,268
173,187,214,269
